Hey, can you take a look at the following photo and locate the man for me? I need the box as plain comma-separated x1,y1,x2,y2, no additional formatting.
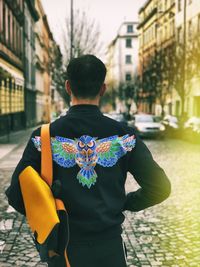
5,55,171,267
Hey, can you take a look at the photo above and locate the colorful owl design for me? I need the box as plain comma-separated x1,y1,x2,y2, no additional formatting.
32,134,136,189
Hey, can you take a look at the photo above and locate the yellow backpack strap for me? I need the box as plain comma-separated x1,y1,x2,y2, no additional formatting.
41,123,53,186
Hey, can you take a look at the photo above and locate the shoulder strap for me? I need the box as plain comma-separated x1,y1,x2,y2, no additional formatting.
41,123,53,186
41,123,66,211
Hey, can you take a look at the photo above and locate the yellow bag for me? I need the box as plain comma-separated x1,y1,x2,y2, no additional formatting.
19,166,59,244
19,123,70,267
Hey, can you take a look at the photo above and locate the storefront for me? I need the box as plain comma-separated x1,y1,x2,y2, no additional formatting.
0,59,25,136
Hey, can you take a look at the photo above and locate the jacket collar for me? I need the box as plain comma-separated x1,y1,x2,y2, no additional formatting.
67,104,102,115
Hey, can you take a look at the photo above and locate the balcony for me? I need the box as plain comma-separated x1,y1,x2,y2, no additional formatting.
25,0,39,22
5,0,24,25
137,7,157,30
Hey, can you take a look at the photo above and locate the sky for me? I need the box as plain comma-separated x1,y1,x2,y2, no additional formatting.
41,0,146,59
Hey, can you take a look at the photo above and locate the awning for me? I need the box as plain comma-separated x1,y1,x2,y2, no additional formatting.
0,59,24,86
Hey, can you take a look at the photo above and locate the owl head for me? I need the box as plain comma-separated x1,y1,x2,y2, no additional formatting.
76,135,97,151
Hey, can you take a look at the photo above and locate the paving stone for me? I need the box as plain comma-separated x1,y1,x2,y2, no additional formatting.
0,138,200,266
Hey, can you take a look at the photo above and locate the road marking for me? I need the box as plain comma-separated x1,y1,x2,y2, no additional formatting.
0,219,13,231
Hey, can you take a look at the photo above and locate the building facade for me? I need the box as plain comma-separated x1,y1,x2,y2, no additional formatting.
138,0,158,113
106,22,139,113
107,22,139,88
0,0,25,135
24,0,39,128
35,0,53,124
138,0,200,118
175,0,200,118
137,0,176,115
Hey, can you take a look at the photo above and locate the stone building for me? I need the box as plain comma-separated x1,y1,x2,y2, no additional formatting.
0,0,25,135
23,0,39,127
137,0,175,115
175,0,200,118
35,0,53,124
106,21,139,113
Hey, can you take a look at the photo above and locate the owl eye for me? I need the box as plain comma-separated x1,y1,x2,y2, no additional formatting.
78,141,85,148
87,141,94,148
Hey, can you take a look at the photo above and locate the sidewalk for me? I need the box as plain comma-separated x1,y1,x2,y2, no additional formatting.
0,127,39,163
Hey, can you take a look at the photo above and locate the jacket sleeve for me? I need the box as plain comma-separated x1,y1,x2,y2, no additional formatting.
124,135,171,212
5,127,41,215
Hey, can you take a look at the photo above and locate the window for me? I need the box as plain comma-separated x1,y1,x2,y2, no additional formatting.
20,27,23,58
8,10,11,47
165,0,168,10
193,96,200,116
3,2,6,42
166,24,168,39
0,80,9,114
177,26,182,43
12,17,14,49
175,100,180,116
125,73,131,81
170,19,175,36
127,25,133,33
198,15,200,32
160,28,163,43
170,0,175,6
188,20,192,39
178,0,182,12
126,38,132,48
0,0,3,38
10,11,13,49
126,55,132,64
158,2,162,12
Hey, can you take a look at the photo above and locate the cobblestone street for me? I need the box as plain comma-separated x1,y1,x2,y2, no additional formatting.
0,131,200,267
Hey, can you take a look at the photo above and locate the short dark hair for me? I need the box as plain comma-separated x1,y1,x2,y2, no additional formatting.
67,54,107,99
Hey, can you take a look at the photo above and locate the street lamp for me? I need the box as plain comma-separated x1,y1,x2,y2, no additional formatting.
70,0,74,59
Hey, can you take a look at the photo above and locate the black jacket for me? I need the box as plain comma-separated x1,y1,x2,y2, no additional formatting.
5,104,171,241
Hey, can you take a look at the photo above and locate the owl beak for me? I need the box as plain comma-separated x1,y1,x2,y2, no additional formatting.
87,149,93,155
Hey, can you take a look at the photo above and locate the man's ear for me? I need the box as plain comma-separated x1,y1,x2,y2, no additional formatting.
100,83,106,96
65,80,72,96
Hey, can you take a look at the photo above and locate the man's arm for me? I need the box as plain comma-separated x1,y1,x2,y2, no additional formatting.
124,135,171,212
5,127,41,215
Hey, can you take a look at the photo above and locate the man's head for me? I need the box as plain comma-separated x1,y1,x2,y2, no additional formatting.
66,55,107,101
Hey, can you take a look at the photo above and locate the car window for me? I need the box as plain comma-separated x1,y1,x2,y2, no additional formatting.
135,116,160,123
113,114,124,121
153,116,161,122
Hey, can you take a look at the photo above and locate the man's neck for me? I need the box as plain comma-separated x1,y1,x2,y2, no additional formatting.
71,97,100,106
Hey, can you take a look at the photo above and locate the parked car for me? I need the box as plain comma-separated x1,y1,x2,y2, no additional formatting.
184,117,200,133
51,108,68,122
162,115,179,129
132,114,165,138
104,113,128,126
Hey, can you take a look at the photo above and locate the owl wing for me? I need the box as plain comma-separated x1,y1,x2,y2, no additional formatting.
96,134,136,167
120,134,136,151
31,136,41,151
32,136,78,168
51,136,78,168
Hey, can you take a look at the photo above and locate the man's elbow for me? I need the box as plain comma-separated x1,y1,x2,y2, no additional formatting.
157,177,171,203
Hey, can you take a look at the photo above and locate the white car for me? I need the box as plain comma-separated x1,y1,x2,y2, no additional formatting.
162,115,179,129
133,114,165,138
184,117,200,133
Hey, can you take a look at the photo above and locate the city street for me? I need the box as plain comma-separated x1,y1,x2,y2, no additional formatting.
0,131,199,267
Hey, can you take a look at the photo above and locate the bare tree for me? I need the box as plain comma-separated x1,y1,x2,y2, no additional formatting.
170,43,191,118
49,10,103,105
49,43,70,105
63,9,103,62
